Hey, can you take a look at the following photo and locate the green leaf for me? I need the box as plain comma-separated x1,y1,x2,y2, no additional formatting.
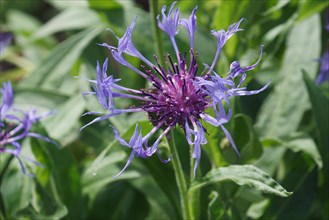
131,174,179,220
20,178,68,220
207,191,225,220
82,151,140,202
302,74,329,219
297,0,329,22
284,133,323,169
262,0,289,16
6,10,54,63
303,72,329,171
247,199,270,219
33,8,101,39
261,166,317,220
22,25,104,91
139,152,181,219
232,114,263,163
88,0,122,10
13,87,69,113
43,95,85,146
191,165,292,197
1,134,71,219
30,128,85,220
256,14,321,138
0,165,33,218
254,138,287,176
86,181,149,220
7,10,41,33
81,120,152,202
46,0,88,9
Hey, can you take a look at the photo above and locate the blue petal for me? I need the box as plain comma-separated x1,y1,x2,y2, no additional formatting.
157,2,180,37
113,151,136,178
180,6,197,49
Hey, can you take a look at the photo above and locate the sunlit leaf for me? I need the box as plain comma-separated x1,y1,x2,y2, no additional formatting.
13,87,69,113
43,95,85,146
22,25,104,92
33,8,101,39
88,0,122,10
256,14,321,138
303,71,329,171
297,0,329,22
46,0,88,9
0,166,33,218
284,133,323,169
191,165,292,197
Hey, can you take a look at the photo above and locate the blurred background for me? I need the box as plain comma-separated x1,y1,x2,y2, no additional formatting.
0,0,328,219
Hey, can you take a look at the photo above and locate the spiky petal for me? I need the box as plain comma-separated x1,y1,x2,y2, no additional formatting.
180,6,198,49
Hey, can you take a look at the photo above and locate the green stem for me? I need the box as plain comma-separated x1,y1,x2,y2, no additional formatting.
189,144,194,183
188,145,199,219
149,0,165,66
167,130,191,219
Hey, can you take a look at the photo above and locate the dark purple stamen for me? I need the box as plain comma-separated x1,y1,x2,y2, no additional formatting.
141,52,207,127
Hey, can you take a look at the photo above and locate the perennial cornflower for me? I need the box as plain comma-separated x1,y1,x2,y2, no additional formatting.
81,2,270,177
0,81,54,176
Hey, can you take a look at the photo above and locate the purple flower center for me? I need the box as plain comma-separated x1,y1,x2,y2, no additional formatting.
142,52,208,127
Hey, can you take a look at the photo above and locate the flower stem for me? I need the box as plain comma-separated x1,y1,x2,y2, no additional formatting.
190,144,194,182
167,130,191,219
149,0,165,66
188,145,199,219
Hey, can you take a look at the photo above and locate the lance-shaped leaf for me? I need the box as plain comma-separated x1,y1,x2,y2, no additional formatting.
303,71,329,171
190,165,292,197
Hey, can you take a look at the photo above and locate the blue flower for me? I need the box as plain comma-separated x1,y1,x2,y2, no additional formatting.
0,82,54,176
82,2,270,177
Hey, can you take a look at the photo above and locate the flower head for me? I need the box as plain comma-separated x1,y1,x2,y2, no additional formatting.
82,2,270,177
0,82,54,176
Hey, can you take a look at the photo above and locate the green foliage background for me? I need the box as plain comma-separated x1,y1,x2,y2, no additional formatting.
0,0,328,219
